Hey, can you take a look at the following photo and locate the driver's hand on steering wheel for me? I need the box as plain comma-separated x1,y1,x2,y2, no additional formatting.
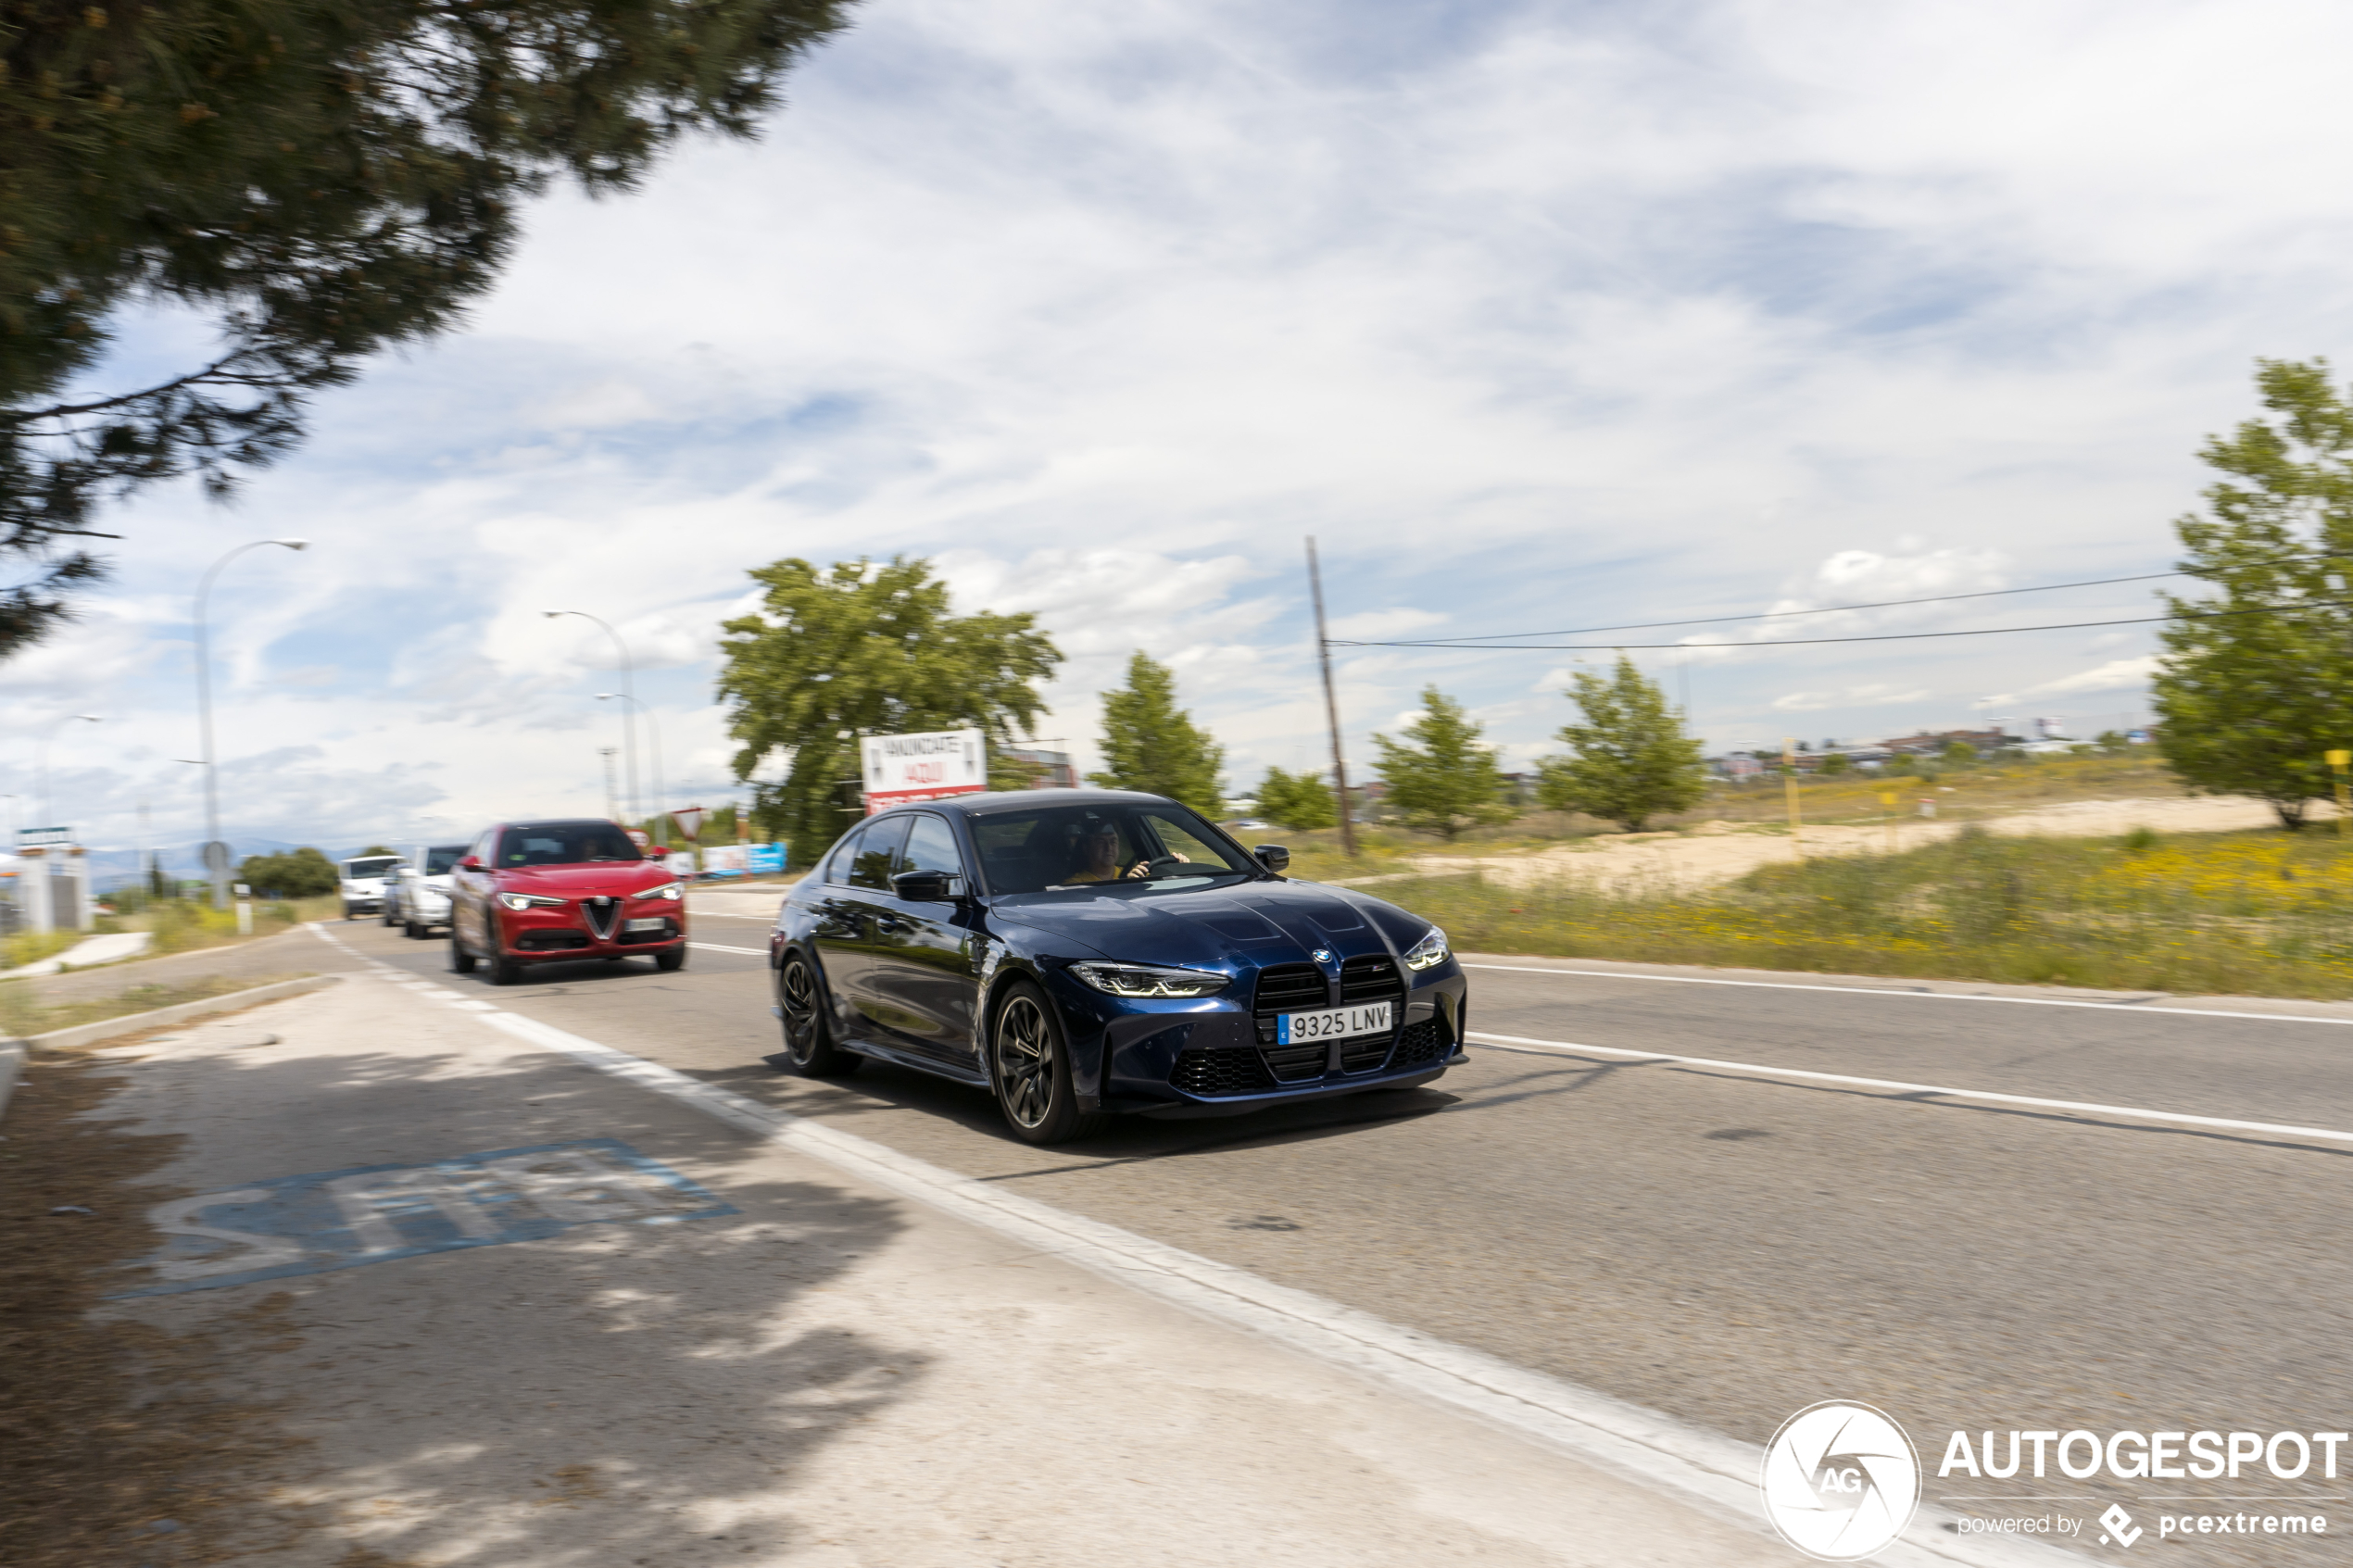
1124,853,1192,880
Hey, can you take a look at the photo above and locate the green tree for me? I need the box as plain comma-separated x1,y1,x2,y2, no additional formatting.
358,844,396,857
1942,742,1977,766
2153,358,2353,829
1088,652,1226,815
1537,654,1706,832
718,557,1061,865
236,846,336,897
0,0,852,656
1816,750,1851,775
1257,765,1337,831
1372,686,1513,840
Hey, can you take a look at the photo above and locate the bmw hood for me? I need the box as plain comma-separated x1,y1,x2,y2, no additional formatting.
993,879,1431,970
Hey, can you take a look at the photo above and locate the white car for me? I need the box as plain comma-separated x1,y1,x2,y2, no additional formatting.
389,843,469,938
339,854,404,921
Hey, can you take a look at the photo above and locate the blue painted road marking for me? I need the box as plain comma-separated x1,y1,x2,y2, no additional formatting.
116,1138,737,1298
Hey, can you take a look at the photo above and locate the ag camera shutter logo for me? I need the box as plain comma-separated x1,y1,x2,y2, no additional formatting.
1761,1400,1922,1561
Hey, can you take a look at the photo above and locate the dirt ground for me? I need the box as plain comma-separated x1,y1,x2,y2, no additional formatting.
0,1042,302,1567
1365,793,2325,895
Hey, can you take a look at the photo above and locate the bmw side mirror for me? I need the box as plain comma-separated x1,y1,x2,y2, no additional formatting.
891,870,962,902
1253,845,1290,873
459,856,482,872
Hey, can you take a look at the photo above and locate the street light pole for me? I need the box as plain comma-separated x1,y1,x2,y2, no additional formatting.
37,713,103,829
597,693,665,839
195,538,308,908
547,610,638,823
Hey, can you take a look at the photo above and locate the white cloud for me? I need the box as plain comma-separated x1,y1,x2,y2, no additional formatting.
1980,656,2161,707
1772,684,1933,713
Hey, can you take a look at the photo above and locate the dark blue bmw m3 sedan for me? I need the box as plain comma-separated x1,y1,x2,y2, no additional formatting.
767,788,1469,1144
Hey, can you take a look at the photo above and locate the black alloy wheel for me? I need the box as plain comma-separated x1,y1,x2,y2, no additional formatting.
655,944,686,972
448,926,475,974
404,920,422,940
989,980,1103,1147
770,953,859,1077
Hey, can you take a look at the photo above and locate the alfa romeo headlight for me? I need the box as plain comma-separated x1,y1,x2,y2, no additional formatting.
636,882,683,901
1069,960,1229,998
498,892,565,911
1403,925,1450,971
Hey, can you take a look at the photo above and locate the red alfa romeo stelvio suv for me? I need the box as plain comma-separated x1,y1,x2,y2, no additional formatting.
448,818,686,985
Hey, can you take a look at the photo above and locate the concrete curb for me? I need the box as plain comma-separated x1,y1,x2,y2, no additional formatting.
0,974,342,1124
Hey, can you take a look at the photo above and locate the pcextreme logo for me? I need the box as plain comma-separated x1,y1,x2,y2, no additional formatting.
1761,1401,1923,1562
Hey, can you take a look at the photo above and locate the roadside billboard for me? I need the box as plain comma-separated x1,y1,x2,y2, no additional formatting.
701,844,749,877
860,728,986,814
747,843,786,874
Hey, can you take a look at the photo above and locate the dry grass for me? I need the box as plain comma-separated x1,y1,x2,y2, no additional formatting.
1271,751,2191,884
1373,823,2353,999
0,972,315,1043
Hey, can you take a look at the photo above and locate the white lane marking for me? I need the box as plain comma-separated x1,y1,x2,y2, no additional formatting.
689,910,775,921
1463,960,2353,1027
1468,1031,2353,1145
303,922,2075,1568
688,942,767,957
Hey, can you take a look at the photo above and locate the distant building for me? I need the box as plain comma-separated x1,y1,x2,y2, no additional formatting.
1876,727,2019,756
1000,746,1079,789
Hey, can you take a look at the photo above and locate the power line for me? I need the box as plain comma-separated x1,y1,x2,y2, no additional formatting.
1330,594,2353,652
1391,570,2185,644
1381,546,2353,646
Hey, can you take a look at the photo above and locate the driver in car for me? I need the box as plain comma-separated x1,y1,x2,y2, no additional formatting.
1064,818,1191,884
1063,819,1141,884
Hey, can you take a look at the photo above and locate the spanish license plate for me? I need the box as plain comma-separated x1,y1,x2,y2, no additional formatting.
624,917,668,934
1276,1002,1392,1045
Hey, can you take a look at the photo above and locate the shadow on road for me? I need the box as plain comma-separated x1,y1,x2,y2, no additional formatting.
94,1034,924,1566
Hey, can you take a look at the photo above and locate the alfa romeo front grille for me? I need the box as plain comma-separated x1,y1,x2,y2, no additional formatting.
581,896,619,939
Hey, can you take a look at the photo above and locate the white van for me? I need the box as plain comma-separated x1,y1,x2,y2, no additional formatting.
339,854,404,921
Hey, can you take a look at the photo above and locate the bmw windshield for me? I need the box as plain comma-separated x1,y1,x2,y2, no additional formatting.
967,802,1258,895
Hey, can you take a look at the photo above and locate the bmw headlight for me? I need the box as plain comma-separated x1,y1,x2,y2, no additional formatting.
1068,960,1229,998
1403,925,1450,971
636,882,683,901
497,892,565,911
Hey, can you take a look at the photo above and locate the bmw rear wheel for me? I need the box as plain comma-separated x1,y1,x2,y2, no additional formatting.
771,954,859,1077
989,981,1103,1146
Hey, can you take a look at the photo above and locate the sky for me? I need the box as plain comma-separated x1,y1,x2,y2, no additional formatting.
12,0,2353,863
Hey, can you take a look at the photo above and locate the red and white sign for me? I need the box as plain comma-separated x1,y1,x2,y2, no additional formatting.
861,728,987,814
671,806,706,841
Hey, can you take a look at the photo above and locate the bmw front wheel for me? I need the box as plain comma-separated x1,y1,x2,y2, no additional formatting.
770,954,859,1077
989,981,1103,1146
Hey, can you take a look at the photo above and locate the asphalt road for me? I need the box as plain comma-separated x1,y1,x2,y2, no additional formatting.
333,909,2353,1565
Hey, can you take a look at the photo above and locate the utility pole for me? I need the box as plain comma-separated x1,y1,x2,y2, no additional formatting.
1305,537,1357,858
1783,736,1804,854
598,747,621,822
